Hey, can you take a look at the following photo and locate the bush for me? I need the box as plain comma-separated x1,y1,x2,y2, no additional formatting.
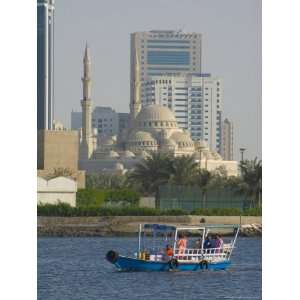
104,189,140,206
37,203,186,217
76,189,107,207
243,207,262,216
77,188,140,207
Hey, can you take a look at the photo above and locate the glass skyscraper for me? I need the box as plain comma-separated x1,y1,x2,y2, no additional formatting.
37,0,55,130
130,30,202,107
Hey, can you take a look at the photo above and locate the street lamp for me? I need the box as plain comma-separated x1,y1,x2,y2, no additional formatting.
239,147,246,162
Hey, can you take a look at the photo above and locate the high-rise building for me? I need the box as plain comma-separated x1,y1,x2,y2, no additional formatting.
221,118,234,160
142,74,223,152
130,30,202,111
71,108,129,138
37,0,55,130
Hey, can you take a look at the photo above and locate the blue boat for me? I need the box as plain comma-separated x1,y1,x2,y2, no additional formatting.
106,224,239,272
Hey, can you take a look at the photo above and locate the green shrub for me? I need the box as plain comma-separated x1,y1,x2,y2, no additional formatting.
76,189,107,207
37,203,261,217
243,207,262,216
104,189,140,206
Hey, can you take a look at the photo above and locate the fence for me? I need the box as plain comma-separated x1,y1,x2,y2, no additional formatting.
158,184,251,211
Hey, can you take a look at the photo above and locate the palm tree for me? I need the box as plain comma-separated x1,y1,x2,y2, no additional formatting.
128,152,173,205
170,155,198,185
239,157,262,207
192,169,213,208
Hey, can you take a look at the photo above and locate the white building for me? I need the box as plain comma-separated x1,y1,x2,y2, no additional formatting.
130,30,202,108
142,74,223,153
221,118,234,160
37,176,77,207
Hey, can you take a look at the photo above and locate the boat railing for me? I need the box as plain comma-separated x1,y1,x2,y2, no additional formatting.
173,244,233,261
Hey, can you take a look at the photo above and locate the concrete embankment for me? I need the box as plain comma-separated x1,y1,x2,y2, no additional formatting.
38,216,262,237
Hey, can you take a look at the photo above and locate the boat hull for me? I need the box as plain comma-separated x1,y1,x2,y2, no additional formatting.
111,256,231,272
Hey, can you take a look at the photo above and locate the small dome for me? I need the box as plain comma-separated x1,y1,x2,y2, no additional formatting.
129,131,157,143
101,135,117,146
161,138,177,147
114,162,124,170
105,150,120,158
170,131,194,147
122,150,136,158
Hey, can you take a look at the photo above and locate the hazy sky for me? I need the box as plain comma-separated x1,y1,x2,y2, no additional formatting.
54,0,261,160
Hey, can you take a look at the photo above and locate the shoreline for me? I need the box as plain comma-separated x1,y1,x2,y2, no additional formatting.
38,215,262,237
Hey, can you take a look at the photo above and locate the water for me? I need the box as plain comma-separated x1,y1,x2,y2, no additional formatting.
38,237,261,300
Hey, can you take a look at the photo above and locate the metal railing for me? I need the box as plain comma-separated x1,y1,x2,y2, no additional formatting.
173,244,233,262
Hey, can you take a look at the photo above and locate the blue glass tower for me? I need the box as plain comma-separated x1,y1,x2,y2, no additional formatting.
37,0,55,130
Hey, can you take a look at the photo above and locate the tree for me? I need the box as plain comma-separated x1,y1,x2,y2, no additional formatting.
86,173,128,189
127,152,173,203
192,169,213,207
239,158,262,207
170,155,198,185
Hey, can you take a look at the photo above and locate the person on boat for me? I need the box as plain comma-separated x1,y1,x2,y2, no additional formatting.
177,234,187,256
165,245,173,257
203,235,212,253
215,234,224,253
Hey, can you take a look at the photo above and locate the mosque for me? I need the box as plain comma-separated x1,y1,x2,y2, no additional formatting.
78,45,238,176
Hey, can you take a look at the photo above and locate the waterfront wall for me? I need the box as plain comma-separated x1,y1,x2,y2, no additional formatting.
38,216,262,237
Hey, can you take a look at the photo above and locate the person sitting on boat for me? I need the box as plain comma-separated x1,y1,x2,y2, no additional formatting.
215,234,224,253
203,236,212,253
177,234,187,256
165,245,173,257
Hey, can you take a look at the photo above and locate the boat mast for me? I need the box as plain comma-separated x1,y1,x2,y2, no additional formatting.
228,226,240,259
138,224,142,255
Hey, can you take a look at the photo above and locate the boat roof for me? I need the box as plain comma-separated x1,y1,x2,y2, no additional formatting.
142,223,239,231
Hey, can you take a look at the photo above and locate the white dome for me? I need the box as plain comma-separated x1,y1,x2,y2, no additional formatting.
135,105,178,129
128,131,157,143
101,136,117,146
114,162,124,170
170,131,194,147
105,150,120,158
122,150,136,158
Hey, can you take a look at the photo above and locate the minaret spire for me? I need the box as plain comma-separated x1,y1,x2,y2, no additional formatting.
130,49,141,126
80,43,93,160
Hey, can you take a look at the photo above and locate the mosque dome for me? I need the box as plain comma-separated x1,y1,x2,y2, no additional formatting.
114,162,124,170
170,131,195,148
127,131,158,153
135,105,178,130
101,135,117,146
122,150,136,158
105,150,120,158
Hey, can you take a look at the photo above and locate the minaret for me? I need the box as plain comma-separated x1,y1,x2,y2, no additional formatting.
80,43,93,160
130,50,141,127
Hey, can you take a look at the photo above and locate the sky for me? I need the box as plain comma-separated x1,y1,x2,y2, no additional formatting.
53,0,261,160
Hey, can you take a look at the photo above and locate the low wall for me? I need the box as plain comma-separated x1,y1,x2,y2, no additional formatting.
38,216,261,237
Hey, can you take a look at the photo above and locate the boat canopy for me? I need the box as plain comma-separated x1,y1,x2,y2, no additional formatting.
143,224,176,232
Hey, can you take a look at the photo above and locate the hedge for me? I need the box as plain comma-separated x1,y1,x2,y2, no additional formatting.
37,203,261,217
76,188,140,207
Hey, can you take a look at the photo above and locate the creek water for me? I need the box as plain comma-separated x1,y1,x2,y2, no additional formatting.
38,237,261,300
